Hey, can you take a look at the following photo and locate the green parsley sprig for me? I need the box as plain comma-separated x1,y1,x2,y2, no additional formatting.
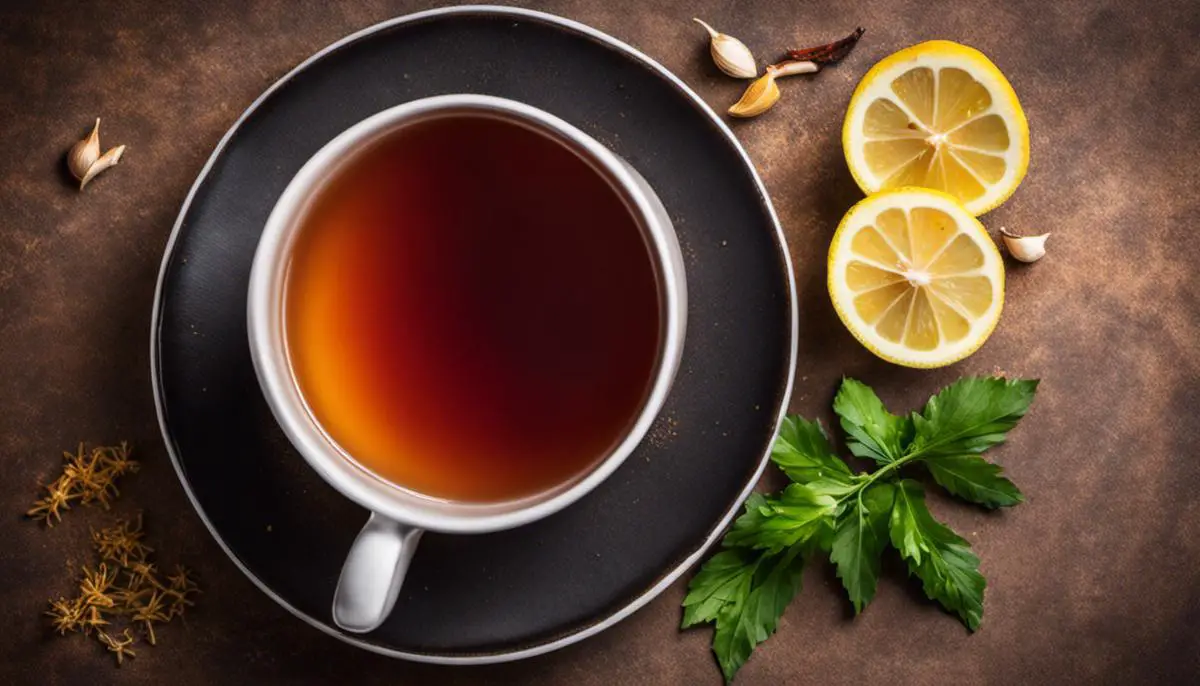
682,376,1038,682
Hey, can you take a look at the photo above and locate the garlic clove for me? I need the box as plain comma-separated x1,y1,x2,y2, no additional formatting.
728,70,781,118
1000,228,1049,263
694,18,758,79
79,145,126,190
68,118,102,182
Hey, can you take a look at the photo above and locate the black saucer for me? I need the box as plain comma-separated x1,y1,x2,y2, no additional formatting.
151,6,795,662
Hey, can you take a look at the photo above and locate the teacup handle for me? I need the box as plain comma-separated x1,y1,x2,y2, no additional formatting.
332,512,424,633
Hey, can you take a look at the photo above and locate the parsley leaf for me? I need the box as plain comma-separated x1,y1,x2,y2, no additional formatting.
907,377,1035,509
686,494,817,682
833,378,912,464
720,493,772,551
888,479,985,630
771,416,854,485
712,545,805,683
682,548,759,629
829,482,895,613
724,484,836,553
925,454,1023,508
911,377,1038,458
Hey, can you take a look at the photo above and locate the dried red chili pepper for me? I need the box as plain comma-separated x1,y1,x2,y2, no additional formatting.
785,27,865,65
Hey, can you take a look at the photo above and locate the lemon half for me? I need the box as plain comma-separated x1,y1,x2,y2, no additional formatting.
843,41,1029,216
828,188,1005,368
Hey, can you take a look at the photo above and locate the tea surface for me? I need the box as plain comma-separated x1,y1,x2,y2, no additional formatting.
285,115,661,502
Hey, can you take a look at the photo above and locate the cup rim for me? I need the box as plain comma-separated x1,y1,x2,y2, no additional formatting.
247,93,686,533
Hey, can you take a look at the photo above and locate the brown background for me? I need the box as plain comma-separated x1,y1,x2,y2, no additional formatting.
2,0,1198,684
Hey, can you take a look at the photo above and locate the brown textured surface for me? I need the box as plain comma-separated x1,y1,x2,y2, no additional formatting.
1,0,1198,684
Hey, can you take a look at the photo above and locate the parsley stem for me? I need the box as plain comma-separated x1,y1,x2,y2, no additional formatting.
841,450,925,503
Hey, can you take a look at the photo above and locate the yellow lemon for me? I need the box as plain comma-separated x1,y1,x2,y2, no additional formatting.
828,188,1004,368
843,41,1029,216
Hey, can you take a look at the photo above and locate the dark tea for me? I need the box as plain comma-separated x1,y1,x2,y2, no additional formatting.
284,115,662,503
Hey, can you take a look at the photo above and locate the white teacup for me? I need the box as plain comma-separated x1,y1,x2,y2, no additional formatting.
247,95,686,633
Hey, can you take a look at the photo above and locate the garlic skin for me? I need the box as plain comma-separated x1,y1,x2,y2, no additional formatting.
694,18,758,79
79,144,126,190
769,60,819,77
67,118,127,190
1000,228,1049,263
68,119,102,182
